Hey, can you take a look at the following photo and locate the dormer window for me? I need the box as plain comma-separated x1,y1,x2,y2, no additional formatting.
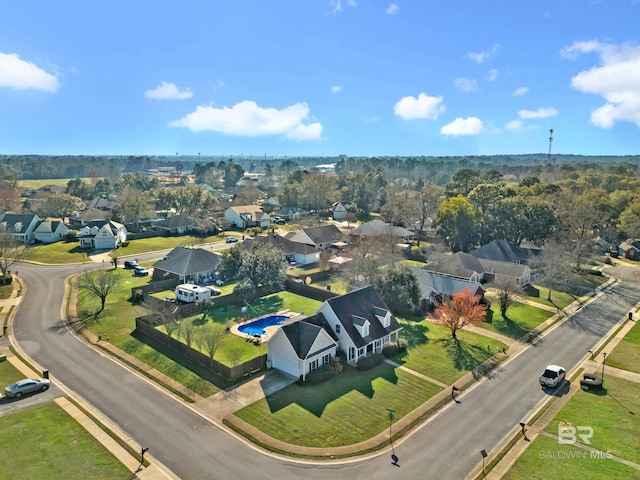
374,306,391,328
352,315,370,338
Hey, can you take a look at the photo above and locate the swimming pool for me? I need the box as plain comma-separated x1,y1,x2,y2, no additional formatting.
238,315,288,336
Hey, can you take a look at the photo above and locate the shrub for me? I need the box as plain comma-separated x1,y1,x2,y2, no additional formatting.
382,339,407,358
356,353,384,370
305,366,335,385
64,231,77,242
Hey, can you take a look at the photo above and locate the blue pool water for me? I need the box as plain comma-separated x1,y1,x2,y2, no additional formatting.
238,315,288,335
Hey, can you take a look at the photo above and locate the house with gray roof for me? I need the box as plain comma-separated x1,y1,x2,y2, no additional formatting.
78,219,127,250
267,286,401,378
33,219,70,243
424,251,531,286
156,215,199,235
618,239,640,260
351,219,415,243
267,313,338,381
0,213,41,243
288,224,345,250
411,267,485,309
152,246,222,284
470,239,541,265
242,234,320,265
224,205,270,229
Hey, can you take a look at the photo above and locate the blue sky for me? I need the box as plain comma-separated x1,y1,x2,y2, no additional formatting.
1,1,639,158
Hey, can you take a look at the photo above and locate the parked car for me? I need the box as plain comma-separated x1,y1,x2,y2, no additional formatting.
206,286,222,296
133,266,149,276
4,378,50,398
123,260,139,269
225,237,238,243
539,365,566,388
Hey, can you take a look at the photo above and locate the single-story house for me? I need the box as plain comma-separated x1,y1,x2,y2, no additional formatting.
288,224,345,250
78,220,127,250
619,239,640,260
242,234,320,265
424,251,531,286
224,205,271,229
411,267,485,310
275,206,310,221
156,215,199,235
332,202,355,221
33,219,70,243
267,286,402,379
351,219,415,244
87,196,118,212
152,246,222,284
470,239,541,265
0,213,41,243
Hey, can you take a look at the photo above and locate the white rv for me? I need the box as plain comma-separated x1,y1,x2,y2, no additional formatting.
174,284,221,303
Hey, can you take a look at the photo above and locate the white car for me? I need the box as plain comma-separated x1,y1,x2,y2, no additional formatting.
539,365,566,388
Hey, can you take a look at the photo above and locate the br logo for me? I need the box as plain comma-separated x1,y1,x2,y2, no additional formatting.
558,422,594,445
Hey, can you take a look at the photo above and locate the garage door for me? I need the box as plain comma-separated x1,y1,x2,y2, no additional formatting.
271,356,299,378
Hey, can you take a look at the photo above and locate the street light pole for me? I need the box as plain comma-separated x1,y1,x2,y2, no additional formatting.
480,449,488,478
602,352,607,382
387,408,398,465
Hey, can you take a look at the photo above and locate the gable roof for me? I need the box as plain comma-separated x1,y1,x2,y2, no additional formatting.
87,196,117,210
325,285,400,348
301,224,343,244
411,267,485,300
470,239,540,263
280,312,337,359
0,213,39,231
34,219,65,233
352,219,414,238
242,234,318,256
153,246,221,275
619,239,640,251
424,252,484,279
478,258,530,277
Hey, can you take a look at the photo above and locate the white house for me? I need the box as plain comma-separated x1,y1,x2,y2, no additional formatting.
224,205,271,229
79,220,127,250
33,219,70,243
332,202,355,221
267,313,338,381
267,286,402,379
0,213,41,243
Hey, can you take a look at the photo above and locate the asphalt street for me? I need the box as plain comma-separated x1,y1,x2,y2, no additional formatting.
11,261,640,480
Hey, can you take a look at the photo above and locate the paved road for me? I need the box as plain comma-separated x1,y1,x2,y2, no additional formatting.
12,262,640,479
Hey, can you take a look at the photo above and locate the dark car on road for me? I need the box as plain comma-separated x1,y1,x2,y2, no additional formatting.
4,378,50,398
124,260,139,269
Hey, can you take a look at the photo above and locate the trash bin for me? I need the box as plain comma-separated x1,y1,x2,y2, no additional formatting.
42,369,49,379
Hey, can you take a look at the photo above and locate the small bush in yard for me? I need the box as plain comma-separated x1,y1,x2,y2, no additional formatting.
356,353,384,370
382,339,407,358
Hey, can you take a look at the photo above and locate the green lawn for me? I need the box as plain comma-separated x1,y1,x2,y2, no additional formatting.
603,319,640,374
77,268,221,397
543,375,640,464
505,374,640,479
0,283,13,299
27,240,88,264
394,318,507,384
110,234,227,258
234,362,442,447
521,285,578,310
479,301,554,339
168,291,323,367
0,358,27,387
502,434,640,480
18,178,91,189
0,403,131,479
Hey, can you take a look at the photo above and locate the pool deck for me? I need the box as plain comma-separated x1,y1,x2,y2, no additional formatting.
230,310,297,341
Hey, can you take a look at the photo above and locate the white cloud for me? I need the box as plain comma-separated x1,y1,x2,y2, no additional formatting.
441,117,485,136
0,52,60,92
454,77,478,92
561,40,640,128
169,100,322,140
487,69,499,81
513,86,529,96
465,43,500,64
394,92,445,120
145,81,193,100
331,85,342,93
518,107,559,119
386,3,399,15
329,0,357,15
505,120,524,132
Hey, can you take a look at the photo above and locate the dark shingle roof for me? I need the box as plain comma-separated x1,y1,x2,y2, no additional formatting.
470,239,540,263
411,267,485,299
281,313,336,359
302,224,343,244
242,234,317,256
424,252,484,279
153,246,221,276
326,285,400,349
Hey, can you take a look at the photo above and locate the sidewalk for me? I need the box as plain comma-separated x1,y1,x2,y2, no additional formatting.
1,277,176,480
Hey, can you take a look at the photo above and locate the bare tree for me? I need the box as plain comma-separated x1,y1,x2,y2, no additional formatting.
77,269,120,313
432,289,487,339
226,345,246,367
178,320,196,348
413,184,444,246
0,230,30,281
195,323,226,359
533,239,573,303
494,279,521,318
140,296,179,329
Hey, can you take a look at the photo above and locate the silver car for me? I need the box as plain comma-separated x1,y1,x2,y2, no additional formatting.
4,378,51,398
